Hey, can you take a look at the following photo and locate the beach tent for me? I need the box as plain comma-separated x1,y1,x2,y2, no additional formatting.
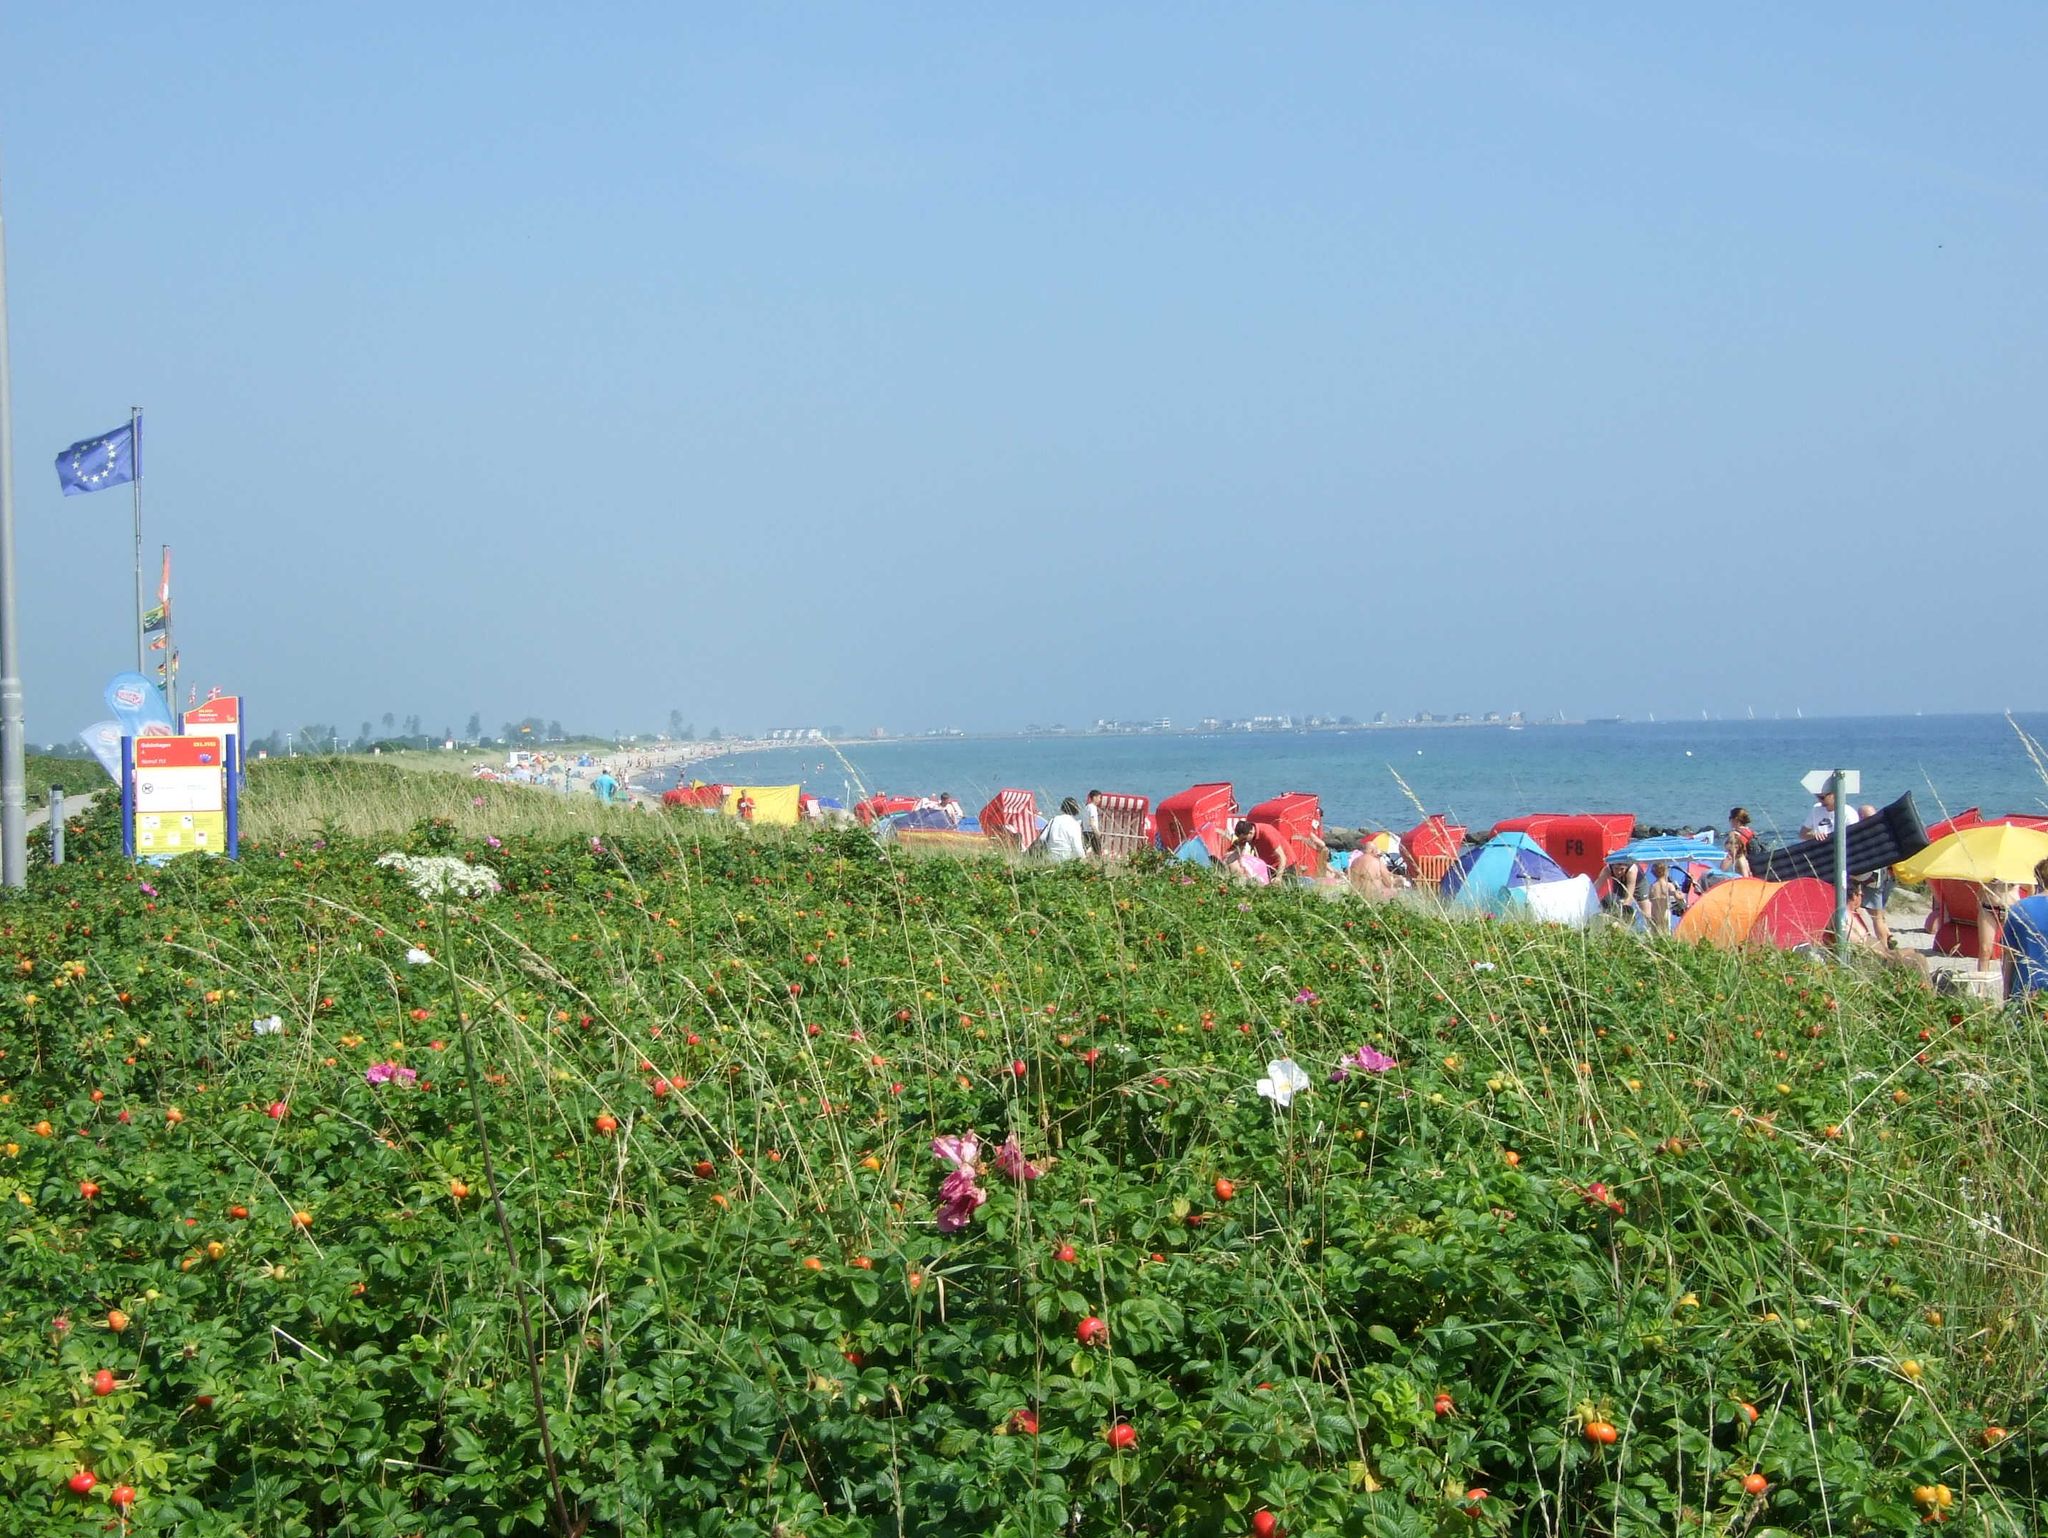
1514,874,1599,927
855,794,922,825
979,789,1041,850
889,809,986,851
1491,814,1635,882
663,782,726,811
1173,836,1213,866
1157,783,1239,859
1675,878,1776,948
1673,877,1835,950
1093,792,1152,860
1442,832,1567,910
1403,814,1468,888
1247,792,1325,875
1750,879,1837,949
723,785,803,826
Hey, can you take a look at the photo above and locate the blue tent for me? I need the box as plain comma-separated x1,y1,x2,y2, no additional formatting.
1174,836,1213,866
1442,832,1567,909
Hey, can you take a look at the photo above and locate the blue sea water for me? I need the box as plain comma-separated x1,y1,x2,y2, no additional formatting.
654,715,2048,844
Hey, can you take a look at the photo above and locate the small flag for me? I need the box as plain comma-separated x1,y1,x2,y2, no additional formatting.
149,634,166,652
187,685,197,707
206,685,222,702
158,548,171,607
142,605,166,634
55,418,140,496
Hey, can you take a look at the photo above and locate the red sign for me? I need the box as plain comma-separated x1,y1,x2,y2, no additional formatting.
185,696,241,728
135,735,225,770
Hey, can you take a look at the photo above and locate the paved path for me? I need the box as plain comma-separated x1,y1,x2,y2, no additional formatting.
25,788,99,834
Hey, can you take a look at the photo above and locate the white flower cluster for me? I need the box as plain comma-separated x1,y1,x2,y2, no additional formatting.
375,852,502,901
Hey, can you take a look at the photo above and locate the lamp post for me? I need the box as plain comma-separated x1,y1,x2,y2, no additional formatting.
0,167,26,889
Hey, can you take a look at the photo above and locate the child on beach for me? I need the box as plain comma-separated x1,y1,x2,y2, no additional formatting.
1645,862,1682,933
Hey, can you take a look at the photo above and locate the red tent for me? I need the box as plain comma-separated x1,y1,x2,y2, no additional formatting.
1490,813,1635,883
854,793,923,825
1247,792,1325,875
979,789,1040,850
1156,783,1238,858
1093,792,1151,860
1402,815,1467,887
663,783,726,811
1750,878,1836,950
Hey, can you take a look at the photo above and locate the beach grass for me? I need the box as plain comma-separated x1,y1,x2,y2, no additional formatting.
239,754,660,843
4,799,2043,1532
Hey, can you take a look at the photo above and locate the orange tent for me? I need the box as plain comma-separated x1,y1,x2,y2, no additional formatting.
1676,878,1775,948
1675,877,1835,951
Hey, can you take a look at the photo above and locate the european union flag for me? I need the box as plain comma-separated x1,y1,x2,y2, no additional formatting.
55,417,139,496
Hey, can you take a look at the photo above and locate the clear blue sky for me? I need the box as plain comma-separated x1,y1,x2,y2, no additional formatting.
3,5,2043,741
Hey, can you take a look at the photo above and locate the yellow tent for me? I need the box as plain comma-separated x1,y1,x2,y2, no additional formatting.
722,785,804,826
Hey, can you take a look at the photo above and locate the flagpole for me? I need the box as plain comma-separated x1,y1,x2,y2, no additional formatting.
160,545,178,732
0,166,26,888
130,406,143,675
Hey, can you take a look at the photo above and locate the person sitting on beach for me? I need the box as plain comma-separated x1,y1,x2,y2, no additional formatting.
1346,841,1395,900
1040,798,1087,863
1222,820,1274,885
1723,807,1755,876
1645,862,1682,933
1603,860,1640,923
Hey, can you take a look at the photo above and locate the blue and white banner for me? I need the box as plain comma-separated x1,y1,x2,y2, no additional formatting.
78,720,124,782
104,671,173,739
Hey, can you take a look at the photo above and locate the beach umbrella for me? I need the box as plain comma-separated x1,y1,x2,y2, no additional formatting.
1895,823,2048,886
1606,835,1726,868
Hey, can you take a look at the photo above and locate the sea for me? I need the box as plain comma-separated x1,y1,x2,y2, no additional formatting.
645,715,2048,844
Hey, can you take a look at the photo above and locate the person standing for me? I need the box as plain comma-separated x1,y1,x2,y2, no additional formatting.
1080,790,1103,857
736,790,756,825
591,769,619,806
1722,807,1755,876
1645,861,1683,933
1040,798,1087,863
1850,804,1893,949
1799,789,1859,842
2001,859,2048,1000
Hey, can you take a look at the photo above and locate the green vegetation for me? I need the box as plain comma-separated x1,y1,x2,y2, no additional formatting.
24,752,112,799
2,780,2043,1535
240,756,643,844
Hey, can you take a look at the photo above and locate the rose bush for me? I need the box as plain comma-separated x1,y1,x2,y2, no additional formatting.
0,777,2042,1535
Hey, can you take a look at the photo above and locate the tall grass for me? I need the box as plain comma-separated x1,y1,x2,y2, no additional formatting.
241,755,658,842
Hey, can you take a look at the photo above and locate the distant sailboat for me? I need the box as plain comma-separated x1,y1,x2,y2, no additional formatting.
1747,706,1755,720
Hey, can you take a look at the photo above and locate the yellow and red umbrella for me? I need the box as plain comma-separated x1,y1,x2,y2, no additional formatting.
1894,823,2048,887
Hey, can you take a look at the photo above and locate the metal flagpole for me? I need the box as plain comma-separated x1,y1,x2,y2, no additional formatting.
160,545,175,730
0,167,25,888
130,406,143,674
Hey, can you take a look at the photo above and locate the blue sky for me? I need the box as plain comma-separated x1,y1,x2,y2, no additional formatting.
3,5,2043,740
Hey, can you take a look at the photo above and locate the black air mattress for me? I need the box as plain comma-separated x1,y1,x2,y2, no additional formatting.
1751,792,1928,882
